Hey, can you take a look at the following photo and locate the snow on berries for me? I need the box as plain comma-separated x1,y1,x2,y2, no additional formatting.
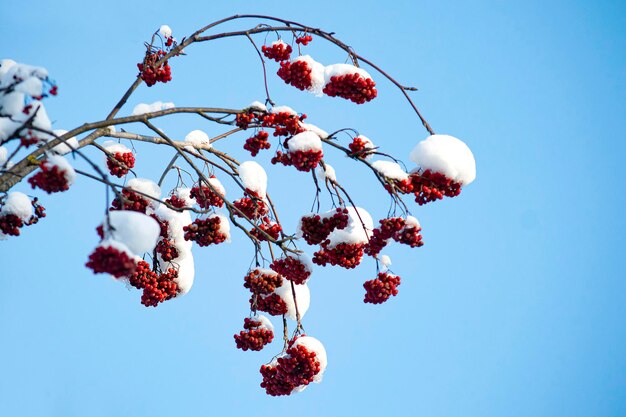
363,272,401,304
348,135,375,158
298,208,349,245
253,293,288,316
239,161,267,199
100,210,161,255
277,55,325,95
234,316,274,351
270,253,313,285
323,64,377,104
274,279,310,320
103,141,135,177
244,268,283,295
0,192,44,238
190,176,225,209
262,40,292,62
273,131,324,172
260,335,326,396
27,154,75,194
85,239,136,278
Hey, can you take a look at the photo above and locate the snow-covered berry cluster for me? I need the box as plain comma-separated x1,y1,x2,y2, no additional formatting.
365,216,424,257
313,241,366,269
243,130,271,156
85,240,136,278
277,59,316,91
137,50,172,87
323,72,377,104
27,155,75,194
299,208,349,245
348,135,376,158
183,216,228,246
111,189,150,213
409,170,462,205
269,255,312,285
233,197,268,220
253,293,288,316
0,193,46,238
155,238,179,261
271,131,324,172
363,272,401,304
234,316,274,351
262,40,293,62
244,268,283,295
250,219,282,242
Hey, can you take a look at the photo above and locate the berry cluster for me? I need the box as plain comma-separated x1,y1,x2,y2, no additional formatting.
394,223,424,248
0,199,45,237
250,220,282,242
313,242,365,269
236,110,306,138
323,73,378,104
262,42,293,62
244,268,283,295
299,208,349,245
363,272,401,304
243,130,271,156
183,217,228,246
85,243,136,278
156,239,179,262
234,318,274,351
271,148,324,172
137,50,172,87
409,170,462,205
28,161,71,194
270,256,311,285
295,35,313,45
20,131,39,147
106,151,135,178
260,341,321,396
110,189,149,213
164,194,187,209
129,260,180,307
190,182,224,209
252,293,288,316
348,136,375,158
277,60,315,91
233,197,268,220
365,217,406,257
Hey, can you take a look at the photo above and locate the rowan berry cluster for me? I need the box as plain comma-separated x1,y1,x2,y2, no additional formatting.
295,35,313,45
190,184,224,209
233,197,268,220
323,73,378,104
262,41,293,62
365,217,406,257
299,209,349,245
277,60,315,91
253,293,288,316
129,261,180,307
244,268,283,295
27,161,70,194
155,239,179,261
409,170,462,205
243,130,271,156
137,50,172,87
269,256,311,285
164,194,186,209
348,136,375,158
183,217,227,246
234,318,274,351
106,152,135,178
110,189,149,213
0,199,45,236
363,272,401,304
85,243,136,278
236,110,306,138
313,241,365,269
271,148,324,172
250,220,282,242
260,341,321,396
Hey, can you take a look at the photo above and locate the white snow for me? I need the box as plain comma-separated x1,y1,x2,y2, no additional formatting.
0,91,26,116
287,131,322,152
315,163,336,182
172,253,195,294
371,160,409,181
380,254,392,272
274,280,310,321
103,140,131,155
409,134,476,185
293,55,325,96
184,130,211,147
405,215,421,229
103,211,160,255
300,122,328,139
14,76,43,97
248,101,267,112
0,146,7,166
207,176,226,197
97,238,135,259
30,101,52,137
270,105,297,116
131,101,175,116
126,178,161,202
211,213,231,242
44,154,76,185
255,314,274,332
293,336,327,383
326,206,373,248
239,161,267,199
324,63,373,84
1,191,33,220
159,25,172,38
50,130,79,155
172,187,195,208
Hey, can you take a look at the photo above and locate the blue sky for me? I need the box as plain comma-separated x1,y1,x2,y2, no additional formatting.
1,1,625,416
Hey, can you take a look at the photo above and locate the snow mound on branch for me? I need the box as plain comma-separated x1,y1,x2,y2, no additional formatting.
248,101,267,112
380,254,392,271
104,211,160,255
0,146,8,166
274,280,310,321
185,130,211,147
207,176,226,197
409,134,476,185
287,131,322,152
239,161,267,199
270,105,297,116
300,122,328,139
255,314,274,331
131,101,175,116
50,130,79,155
127,178,161,201
293,336,327,383
159,25,172,38
172,187,195,208
43,154,76,184
294,55,325,96
315,163,336,182
324,64,373,84
326,206,373,247
371,160,409,181
103,140,130,155
405,215,421,228
1,191,33,220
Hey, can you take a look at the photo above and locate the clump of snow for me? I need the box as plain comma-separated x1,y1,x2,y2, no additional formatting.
380,254,392,272
126,178,161,201
409,134,476,185
0,146,7,166
239,161,267,199
274,280,310,321
15,76,43,97
293,336,327,383
211,213,231,242
172,187,195,208
294,55,325,96
1,191,33,220
159,25,172,38
98,238,134,259
255,314,274,331
300,122,328,139
315,163,336,182
50,130,79,155
371,160,409,181
287,131,322,152
103,211,160,255
184,130,211,147
326,206,373,248
207,176,226,197
324,64,373,84
131,101,175,116
173,253,195,294
270,105,297,116
405,215,420,228
248,101,267,112
103,140,130,155
44,154,76,185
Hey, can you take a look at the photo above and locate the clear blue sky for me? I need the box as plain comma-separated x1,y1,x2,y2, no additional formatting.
2,1,625,416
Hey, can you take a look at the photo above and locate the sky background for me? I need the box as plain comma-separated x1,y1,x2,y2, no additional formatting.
1,0,625,416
